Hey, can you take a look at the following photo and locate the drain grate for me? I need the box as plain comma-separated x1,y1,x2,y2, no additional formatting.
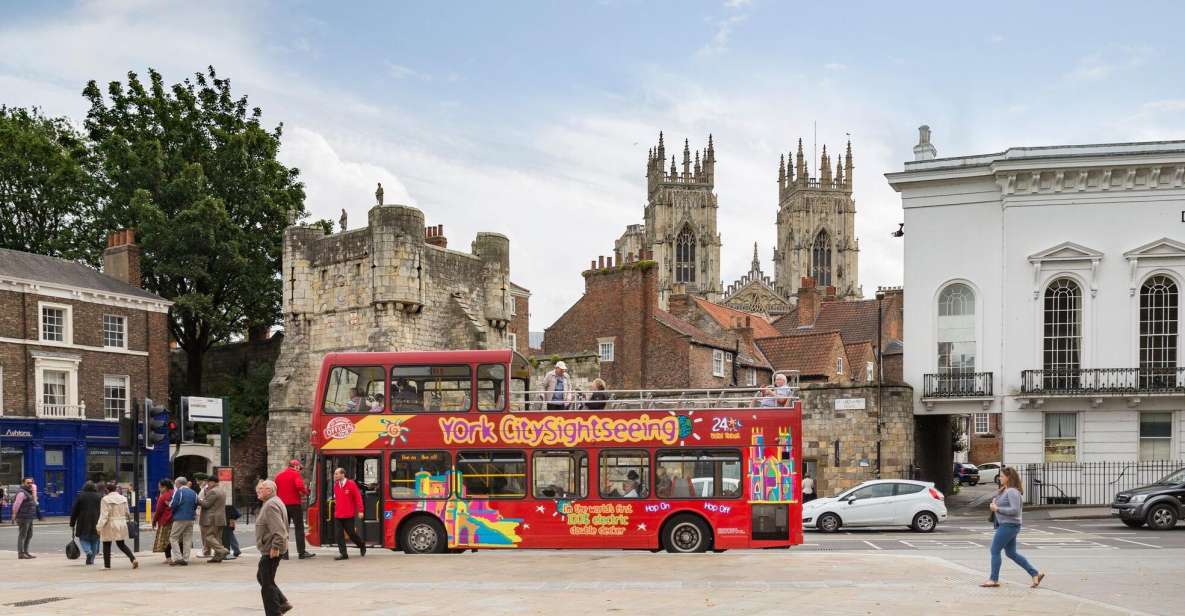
6,597,69,608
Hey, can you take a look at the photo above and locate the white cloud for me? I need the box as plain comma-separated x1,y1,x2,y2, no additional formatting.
386,63,423,80
824,62,847,71
724,0,752,7
699,14,747,56
1062,46,1155,84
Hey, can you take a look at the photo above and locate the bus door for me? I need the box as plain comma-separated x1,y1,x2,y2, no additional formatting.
321,454,385,546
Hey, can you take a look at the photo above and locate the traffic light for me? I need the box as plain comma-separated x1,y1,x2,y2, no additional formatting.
119,409,136,449
142,397,169,451
183,408,196,443
168,416,181,444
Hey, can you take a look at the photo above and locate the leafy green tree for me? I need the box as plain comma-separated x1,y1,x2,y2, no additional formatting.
83,67,306,394
0,106,103,263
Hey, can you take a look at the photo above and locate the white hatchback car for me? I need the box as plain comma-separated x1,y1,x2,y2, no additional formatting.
803,479,948,533
976,462,1003,485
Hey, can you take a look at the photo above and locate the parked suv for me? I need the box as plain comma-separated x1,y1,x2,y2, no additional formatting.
954,463,980,486
1111,467,1185,530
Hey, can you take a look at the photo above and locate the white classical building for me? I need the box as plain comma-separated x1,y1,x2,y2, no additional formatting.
887,128,1185,503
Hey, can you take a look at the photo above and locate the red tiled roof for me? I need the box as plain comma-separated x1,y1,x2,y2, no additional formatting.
756,331,844,378
811,299,882,345
691,297,781,339
771,309,802,335
653,310,771,369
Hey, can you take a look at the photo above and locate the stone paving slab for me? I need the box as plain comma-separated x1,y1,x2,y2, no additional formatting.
0,548,1140,615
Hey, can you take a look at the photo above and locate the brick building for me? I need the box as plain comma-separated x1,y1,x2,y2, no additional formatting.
0,231,172,515
508,282,531,355
542,253,772,391
268,205,525,474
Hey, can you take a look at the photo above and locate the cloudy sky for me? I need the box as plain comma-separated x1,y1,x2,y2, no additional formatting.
4,0,1184,329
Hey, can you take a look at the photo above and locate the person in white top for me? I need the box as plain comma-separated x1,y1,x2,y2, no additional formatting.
801,474,816,502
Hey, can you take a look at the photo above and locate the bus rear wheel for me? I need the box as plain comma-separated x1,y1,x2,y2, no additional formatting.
663,514,712,553
400,517,447,554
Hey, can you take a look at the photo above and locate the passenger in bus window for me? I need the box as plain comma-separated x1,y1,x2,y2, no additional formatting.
392,380,420,411
654,467,673,498
368,393,384,413
620,480,639,498
345,388,365,412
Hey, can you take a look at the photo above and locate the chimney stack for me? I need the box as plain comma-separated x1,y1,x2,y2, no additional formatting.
913,125,937,161
425,224,448,249
668,284,691,319
102,229,142,288
797,276,819,327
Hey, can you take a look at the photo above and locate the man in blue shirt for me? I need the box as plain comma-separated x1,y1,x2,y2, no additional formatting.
167,477,199,566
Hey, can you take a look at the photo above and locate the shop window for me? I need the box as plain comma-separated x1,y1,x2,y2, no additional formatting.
390,365,472,413
457,451,525,498
599,450,650,499
0,447,24,487
322,365,386,413
656,449,742,499
533,450,588,499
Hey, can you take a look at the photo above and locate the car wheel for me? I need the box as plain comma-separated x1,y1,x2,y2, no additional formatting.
1146,504,1178,531
1121,519,1145,529
970,480,978,486
993,476,1000,485
911,511,938,533
817,513,842,533
663,514,712,553
400,517,447,554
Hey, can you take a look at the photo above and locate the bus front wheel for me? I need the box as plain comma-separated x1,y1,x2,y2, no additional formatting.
400,517,447,554
663,514,712,553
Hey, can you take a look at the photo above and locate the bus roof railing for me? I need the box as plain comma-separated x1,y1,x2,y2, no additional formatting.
510,386,798,412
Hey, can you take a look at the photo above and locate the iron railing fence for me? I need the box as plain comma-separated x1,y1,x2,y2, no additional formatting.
1015,460,1185,505
1020,367,1185,395
922,372,993,398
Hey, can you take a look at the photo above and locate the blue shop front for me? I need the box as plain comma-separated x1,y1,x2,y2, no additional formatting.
0,418,170,517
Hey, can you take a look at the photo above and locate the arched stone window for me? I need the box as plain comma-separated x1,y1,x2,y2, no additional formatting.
675,226,696,283
1139,275,1179,388
1043,278,1082,390
937,283,975,393
811,229,832,287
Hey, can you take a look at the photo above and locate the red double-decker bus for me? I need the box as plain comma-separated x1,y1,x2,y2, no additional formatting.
305,349,802,553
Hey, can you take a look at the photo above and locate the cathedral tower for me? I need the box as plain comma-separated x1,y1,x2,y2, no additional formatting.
616,132,722,309
773,138,861,301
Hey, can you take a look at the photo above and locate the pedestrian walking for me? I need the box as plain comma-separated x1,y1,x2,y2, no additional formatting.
801,473,816,503
223,501,243,560
275,459,316,560
152,478,175,564
70,481,102,565
255,479,293,616
96,482,138,569
11,477,41,558
168,477,199,566
196,474,210,558
198,476,230,563
981,466,1044,588
331,467,366,560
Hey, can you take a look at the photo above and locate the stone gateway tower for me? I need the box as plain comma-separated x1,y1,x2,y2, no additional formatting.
267,205,513,472
615,133,722,310
774,139,861,301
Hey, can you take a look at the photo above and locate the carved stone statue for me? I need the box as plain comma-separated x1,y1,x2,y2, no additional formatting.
376,182,384,206
286,208,296,226
339,208,348,232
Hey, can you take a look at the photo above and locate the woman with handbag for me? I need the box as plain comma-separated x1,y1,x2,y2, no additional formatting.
981,467,1044,588
96,482,138,570
69,481,102,565
152,478,175,564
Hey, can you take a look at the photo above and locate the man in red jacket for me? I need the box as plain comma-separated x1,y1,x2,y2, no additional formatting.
331,467,366,560
274,460,315,560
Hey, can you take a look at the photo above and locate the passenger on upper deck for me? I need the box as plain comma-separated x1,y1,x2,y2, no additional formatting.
540,361,573,410
773,373,793,405
755,386,778,408
585,378,608,410
345,388,365,412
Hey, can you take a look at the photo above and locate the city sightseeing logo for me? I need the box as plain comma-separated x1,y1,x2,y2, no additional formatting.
439,414,683,447
323,417,356,440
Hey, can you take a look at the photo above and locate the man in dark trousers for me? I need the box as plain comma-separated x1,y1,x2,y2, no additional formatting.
274,460,314,559
331,467,366,560
11,478,41,558
255,479,292,616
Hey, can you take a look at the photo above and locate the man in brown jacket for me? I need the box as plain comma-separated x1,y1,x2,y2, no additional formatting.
255,480,292,616
198,476,230,562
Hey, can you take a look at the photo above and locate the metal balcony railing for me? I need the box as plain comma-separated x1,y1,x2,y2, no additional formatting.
35,402,86,419
1020,367,1185,395
922,372,993,398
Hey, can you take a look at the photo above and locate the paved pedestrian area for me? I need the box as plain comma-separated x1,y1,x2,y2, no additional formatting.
0,546,1152,615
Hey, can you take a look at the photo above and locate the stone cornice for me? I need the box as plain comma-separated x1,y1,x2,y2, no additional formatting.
995,163,1185,196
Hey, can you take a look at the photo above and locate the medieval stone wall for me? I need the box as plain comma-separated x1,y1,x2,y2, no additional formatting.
798,384,914,497
267,205,512,475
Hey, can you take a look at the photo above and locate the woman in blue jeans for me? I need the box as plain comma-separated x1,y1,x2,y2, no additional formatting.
982,466,1045,588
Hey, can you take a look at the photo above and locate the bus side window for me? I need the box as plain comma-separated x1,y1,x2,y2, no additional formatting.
477,364,506,412
599,450,650,499
323,366,386,414
655,449,743,499
533,450,588,499
456,451,526,498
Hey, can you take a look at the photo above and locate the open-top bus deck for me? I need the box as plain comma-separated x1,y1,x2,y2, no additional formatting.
306,349,803,553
